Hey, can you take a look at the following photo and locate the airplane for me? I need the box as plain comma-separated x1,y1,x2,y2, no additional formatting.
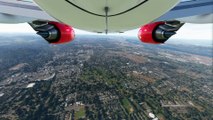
0,0,212,44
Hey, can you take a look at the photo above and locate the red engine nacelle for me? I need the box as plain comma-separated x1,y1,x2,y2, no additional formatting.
138,22,176,44
37,22,75,44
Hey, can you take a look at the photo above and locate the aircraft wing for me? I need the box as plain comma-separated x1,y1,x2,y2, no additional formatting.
156,0,213,23
0,0,55,23
0,0,212,44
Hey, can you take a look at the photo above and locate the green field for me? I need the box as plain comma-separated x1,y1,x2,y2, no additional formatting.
75,106,85,120
121,98,134,114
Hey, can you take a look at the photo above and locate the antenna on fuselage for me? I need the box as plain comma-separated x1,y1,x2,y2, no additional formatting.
104,6,109,34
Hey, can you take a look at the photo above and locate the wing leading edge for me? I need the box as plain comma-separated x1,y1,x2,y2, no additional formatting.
156,0,213,23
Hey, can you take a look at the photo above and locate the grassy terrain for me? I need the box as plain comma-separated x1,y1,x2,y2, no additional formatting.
75,106,85,120
121,98,134,114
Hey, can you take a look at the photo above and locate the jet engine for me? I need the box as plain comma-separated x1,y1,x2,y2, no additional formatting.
30,21,75,44
138,21,184,44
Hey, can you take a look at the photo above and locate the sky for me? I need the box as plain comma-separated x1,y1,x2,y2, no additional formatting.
0,23,212,44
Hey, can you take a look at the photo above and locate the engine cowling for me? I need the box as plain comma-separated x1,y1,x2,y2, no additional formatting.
35,22,75,44
138,22,177,44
